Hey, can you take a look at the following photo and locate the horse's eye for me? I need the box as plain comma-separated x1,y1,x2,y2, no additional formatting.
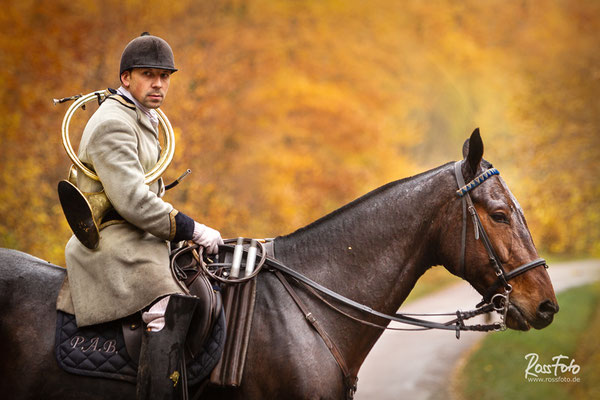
491,212,509,224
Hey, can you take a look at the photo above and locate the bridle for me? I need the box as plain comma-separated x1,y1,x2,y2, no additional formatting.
453,160,547,319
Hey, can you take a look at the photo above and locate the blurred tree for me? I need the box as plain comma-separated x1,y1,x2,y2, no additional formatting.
504,0,600,255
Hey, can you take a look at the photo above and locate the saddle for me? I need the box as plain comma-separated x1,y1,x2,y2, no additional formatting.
55,243,258,387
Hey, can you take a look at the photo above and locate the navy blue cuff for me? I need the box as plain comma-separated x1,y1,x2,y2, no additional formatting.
172,210,195,242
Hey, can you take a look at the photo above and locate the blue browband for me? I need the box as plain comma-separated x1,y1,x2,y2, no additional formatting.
456,168,500,197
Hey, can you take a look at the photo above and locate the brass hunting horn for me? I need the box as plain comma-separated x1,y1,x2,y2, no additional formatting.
56,89,175,249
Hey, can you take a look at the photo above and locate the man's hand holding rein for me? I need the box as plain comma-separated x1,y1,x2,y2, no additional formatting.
192,222,223,254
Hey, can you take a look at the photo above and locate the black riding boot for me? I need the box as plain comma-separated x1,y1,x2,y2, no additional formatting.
136,294,199,400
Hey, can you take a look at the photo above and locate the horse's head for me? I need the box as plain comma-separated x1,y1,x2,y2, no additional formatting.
441,129,558,331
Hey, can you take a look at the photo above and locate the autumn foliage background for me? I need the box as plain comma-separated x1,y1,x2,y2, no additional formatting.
0,0,598,266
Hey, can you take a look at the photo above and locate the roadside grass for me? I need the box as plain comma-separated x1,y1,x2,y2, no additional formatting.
404,265,462,303
455,282,600,400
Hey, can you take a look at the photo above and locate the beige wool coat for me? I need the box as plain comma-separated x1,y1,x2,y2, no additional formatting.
56,93,194,327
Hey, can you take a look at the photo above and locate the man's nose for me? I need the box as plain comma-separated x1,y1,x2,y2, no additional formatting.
151,76,162,88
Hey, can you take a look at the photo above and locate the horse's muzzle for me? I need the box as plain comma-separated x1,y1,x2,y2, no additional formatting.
531,299,559,329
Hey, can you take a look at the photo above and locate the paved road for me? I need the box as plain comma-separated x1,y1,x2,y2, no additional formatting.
354,259,600,400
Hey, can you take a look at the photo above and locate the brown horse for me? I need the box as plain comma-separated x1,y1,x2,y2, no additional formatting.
0,130,558,399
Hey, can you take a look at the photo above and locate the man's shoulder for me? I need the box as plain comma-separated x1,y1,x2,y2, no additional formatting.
80,100,139,147
88,95,138,127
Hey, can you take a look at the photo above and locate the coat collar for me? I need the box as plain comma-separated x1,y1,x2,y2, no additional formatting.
106,88,159,136
106,88,136,110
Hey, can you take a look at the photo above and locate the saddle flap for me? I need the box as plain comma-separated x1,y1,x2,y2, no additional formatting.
186,272,221,357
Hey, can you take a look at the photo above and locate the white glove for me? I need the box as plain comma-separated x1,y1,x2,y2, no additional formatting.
192,222,223,254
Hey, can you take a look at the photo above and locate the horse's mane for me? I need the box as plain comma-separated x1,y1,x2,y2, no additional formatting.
280,161,455,239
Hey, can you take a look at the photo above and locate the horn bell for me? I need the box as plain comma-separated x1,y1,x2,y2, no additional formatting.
58,180,112,250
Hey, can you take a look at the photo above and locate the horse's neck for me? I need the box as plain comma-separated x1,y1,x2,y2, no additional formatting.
274,163,455,369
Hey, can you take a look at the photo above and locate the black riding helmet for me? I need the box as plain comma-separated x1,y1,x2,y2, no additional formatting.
119,32,177,79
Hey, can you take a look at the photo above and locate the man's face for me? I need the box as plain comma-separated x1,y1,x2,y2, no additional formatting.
121,68,172,109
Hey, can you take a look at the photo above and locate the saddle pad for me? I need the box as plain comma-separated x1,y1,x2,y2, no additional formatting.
55,309,226,385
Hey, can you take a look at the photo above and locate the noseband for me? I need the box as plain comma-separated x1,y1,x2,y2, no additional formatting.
454,161,547,321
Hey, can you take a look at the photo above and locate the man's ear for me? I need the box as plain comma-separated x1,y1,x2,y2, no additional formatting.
462,128,484,174
120,70,131,87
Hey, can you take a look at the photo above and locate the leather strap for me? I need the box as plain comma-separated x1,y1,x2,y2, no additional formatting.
481,258,546,303
454,161,507,283
262,254,474,331
453,161,547,305
454,162,468,277
504,258,547,280
274,270,358,399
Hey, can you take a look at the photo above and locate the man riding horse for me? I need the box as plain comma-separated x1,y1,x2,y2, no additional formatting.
55,33,223,399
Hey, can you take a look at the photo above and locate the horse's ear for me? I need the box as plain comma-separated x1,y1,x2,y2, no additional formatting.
462,139,470,159
463,128,483,174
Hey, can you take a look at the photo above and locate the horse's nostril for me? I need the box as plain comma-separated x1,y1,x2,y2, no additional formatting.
537,299,559,319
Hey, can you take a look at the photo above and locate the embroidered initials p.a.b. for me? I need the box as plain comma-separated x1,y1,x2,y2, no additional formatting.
55,311,139,382
69,336,117,354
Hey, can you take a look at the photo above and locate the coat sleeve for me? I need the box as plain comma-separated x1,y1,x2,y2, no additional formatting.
85,116,194,242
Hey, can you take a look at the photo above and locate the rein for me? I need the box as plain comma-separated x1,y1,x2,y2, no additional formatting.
263,253,500,335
